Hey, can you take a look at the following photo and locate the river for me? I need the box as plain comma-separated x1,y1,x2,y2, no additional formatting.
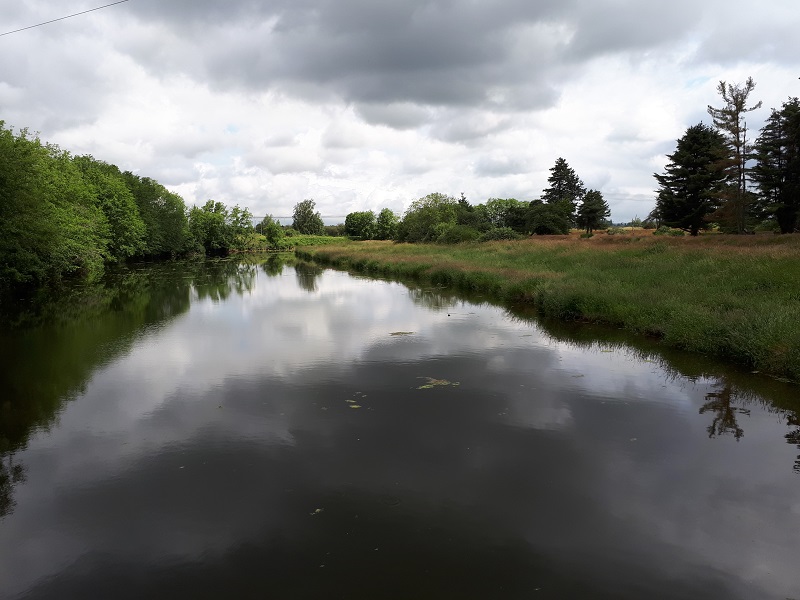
1,255,798,599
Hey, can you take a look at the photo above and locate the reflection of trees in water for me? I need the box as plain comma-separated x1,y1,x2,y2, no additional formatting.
506,309,800,473
786,413,800,474
0,453,25,518
261,254,292,277
699,382,750,441
295,262,324,293
192,260,257,302
406,287,470,311
0,255,273,518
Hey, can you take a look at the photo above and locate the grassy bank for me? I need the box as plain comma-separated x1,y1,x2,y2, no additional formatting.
296,234,800,382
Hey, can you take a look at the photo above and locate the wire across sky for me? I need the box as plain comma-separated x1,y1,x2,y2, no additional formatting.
0,0,132,37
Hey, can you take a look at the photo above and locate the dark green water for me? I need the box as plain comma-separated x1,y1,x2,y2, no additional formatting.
1,255,799,599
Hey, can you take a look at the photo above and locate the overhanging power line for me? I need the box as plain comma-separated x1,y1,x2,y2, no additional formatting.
1,0,132,37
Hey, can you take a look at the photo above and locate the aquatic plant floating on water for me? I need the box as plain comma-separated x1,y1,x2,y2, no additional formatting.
417,377,460,390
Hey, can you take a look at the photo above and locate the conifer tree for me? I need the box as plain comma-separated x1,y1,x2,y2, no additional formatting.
707,77,762,233
576,190,610,234
541,157,586,223
752,97,800,233
654,123,729,236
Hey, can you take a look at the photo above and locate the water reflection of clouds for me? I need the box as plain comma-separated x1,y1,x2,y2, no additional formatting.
3,266,800,600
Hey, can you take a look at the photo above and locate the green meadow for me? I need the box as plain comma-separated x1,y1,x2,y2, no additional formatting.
297,233,800,381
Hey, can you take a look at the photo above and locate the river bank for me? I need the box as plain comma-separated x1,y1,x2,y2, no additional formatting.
296,234,800,382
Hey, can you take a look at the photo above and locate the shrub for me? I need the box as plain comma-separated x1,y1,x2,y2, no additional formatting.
653,226,685,236
480,227,523,241
435,224,481,244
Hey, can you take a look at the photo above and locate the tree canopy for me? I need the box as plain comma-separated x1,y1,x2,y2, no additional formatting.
752,97,800,233
396,193,459,243
654,123,729,236
706,77,762,234
541,157,586,224
577,190,610,234
374,208,399,240
344,211,376,239
292,199,325,235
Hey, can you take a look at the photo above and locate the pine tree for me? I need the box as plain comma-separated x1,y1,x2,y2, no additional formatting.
752,97,800,233
576,190,610,234
706,77,762,233
541,157,586,224
654,123,729,236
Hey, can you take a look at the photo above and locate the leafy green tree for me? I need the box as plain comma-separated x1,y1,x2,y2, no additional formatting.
483,198,528,230
189,200,232,255
752,97,800,233
0,123,60,287
74,155,146,261
375,208,399,240
541,157,586,224
292,199,325,235
707,77,762,233
396,193,458,243
122,173,191,256
454,197,490,234
227,205,256,251
344,210,376,239
576,190,611,234
654,123,729,236
0,124,110,288
525,200,571,235
259,215,286,249
324,224,345,237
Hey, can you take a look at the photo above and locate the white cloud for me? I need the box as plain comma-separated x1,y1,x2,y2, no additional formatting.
1,0,798,222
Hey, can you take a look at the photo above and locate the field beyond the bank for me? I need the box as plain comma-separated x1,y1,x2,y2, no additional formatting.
297,233,800,381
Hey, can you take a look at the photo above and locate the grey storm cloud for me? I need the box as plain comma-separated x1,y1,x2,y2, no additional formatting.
115,0,790,128
355,102,434,130
116,0,653,111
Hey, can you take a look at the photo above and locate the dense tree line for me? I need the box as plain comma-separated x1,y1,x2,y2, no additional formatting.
0,122,257,292
1,122,615,290
341,158,610,244
652,79,799,235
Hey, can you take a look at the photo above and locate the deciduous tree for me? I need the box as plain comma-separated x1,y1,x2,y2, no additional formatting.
525,200,571,235
375,208,399,240
344,210,376,239
259,215,286,249
74,155,146,261
292,199,325,235
396,193,458,243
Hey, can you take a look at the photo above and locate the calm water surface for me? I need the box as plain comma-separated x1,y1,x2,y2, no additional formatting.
1,256,799,599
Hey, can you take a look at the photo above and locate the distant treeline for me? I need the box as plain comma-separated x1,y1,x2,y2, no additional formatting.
0,121,259,292
295,157,612,244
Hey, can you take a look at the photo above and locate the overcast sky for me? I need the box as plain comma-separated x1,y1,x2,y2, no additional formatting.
2,0,798,223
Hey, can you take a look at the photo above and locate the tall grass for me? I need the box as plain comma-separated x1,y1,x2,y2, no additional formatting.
297,234,800,381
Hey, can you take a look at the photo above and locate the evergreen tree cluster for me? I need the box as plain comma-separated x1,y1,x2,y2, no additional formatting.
653,79,799,235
